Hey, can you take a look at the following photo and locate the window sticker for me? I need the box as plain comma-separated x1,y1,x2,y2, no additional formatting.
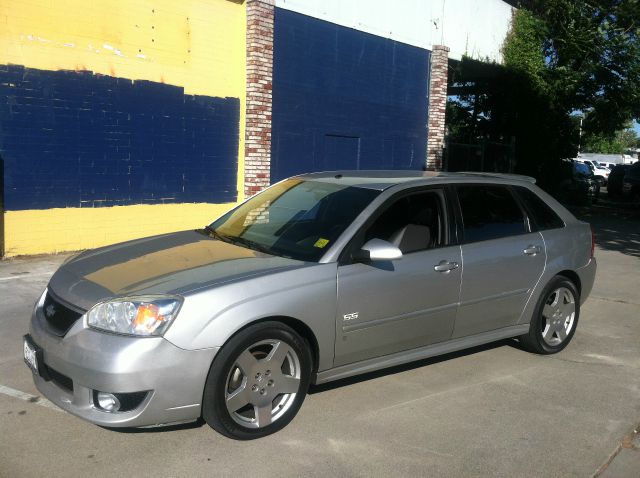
314,238,330,248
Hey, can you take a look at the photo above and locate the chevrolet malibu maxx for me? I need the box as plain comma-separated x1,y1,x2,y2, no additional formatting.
25,171,596,439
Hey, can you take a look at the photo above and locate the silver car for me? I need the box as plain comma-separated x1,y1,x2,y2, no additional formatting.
24,171,596,439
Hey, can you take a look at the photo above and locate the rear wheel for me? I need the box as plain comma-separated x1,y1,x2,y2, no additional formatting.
519,276,580,354
202,321,312,439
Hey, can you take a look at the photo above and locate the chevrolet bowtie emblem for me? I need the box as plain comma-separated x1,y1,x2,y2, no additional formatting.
45,304,56,318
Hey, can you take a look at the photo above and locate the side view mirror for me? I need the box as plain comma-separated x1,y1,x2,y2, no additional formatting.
353,238,403,262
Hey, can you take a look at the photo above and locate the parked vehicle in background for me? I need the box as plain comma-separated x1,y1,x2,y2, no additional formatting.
557,160,600,205
607,164,632,199
579,160,610,186
600,162,616,170
622,162,640,204
24,171,596,439
578,153,635,166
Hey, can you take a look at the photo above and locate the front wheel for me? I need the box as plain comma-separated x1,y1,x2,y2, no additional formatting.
202,321,312,439
519,276,580,354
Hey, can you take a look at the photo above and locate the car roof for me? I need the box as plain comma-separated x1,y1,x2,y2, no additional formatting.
294,170,536,191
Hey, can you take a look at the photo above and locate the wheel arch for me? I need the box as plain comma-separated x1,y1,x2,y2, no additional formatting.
224,316,321,374
556,269,582,297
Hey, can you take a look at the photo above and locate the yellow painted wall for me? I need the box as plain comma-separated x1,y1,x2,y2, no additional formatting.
4,203,236,256
1,0,246,257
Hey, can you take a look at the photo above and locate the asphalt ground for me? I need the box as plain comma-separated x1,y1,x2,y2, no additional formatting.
1,195,639,477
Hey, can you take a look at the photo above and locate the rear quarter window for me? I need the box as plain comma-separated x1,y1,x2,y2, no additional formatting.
514,187,565,231
457,185,527,243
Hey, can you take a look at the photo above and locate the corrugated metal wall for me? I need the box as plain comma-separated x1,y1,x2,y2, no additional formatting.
275,0,514,62
270,8,430,182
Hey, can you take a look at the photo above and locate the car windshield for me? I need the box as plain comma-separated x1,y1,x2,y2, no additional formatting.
574,163,592,176
208,179,380,262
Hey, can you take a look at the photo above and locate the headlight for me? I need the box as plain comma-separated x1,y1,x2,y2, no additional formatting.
86,296,182,336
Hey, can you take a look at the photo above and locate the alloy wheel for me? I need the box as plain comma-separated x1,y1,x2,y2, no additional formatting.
541,287,576,346
224,339,302,428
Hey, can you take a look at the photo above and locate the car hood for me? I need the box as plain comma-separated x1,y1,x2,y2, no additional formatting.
48,230,308,311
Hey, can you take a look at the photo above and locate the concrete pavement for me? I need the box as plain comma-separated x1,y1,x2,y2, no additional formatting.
1,201,639,477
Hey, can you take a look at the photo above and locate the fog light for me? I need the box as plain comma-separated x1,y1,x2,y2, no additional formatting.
96,392,121,412
93,390,149,413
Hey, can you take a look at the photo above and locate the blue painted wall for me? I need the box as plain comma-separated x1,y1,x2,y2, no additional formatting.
271,8,430,182
0,65,239,210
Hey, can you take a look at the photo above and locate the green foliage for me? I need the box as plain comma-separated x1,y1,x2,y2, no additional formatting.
446,2,640,191
502,10,548,92
517,0,640,135
583,126,640,153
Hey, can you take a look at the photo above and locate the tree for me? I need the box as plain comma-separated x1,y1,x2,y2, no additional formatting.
583,125,640,153
445,2,640,189
499,9,580,186
515,0,640,136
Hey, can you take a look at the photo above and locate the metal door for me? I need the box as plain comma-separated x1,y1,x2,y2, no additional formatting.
334,245,462,366
453,231,546,338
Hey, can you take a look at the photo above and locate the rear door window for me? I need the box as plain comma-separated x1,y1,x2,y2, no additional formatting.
457,185,527,243
514,187,565,231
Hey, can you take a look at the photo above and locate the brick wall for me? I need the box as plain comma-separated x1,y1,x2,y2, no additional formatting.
244,0,274,197
426,45,450,170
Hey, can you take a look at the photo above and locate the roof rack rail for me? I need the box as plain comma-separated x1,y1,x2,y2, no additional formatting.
457,172,536,184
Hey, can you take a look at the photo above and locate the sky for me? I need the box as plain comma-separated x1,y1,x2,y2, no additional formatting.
635,121,640,136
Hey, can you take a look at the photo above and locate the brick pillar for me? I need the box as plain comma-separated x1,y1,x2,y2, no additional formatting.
426,45,450,171
244,0,274,197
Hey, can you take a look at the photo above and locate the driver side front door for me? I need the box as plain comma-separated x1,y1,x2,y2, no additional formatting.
333,189,461,367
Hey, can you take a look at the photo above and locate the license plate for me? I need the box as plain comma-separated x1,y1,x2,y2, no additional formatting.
23,336,39,375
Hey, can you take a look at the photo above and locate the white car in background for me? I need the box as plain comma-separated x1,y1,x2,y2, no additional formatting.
579,160,610,185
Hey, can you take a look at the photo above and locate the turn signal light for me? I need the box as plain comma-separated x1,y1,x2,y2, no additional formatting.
132,303,164,333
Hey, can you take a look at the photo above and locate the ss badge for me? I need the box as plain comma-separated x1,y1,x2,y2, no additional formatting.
343,312,359,321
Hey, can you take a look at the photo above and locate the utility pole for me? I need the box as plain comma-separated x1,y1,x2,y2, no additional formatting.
577,116,583,156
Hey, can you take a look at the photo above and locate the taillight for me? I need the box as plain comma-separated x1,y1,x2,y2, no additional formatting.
590,225,596,258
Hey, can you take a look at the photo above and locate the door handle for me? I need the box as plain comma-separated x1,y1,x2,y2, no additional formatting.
523,245,541,256
434,260,459,272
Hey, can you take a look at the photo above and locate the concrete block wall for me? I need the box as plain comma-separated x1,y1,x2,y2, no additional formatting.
0,0,246,256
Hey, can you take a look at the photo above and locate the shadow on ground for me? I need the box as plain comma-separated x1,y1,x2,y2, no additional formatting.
567,192,640,258
310,339,520,394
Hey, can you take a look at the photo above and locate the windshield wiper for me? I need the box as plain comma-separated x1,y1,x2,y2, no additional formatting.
202,226,276,256
202,225,233,243
226,235,275,255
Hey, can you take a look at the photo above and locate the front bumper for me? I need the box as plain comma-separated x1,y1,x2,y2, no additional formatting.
28,305,218,427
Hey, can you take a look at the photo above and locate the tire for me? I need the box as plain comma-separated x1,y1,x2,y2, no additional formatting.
202,321,312,440
519,276,580,354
